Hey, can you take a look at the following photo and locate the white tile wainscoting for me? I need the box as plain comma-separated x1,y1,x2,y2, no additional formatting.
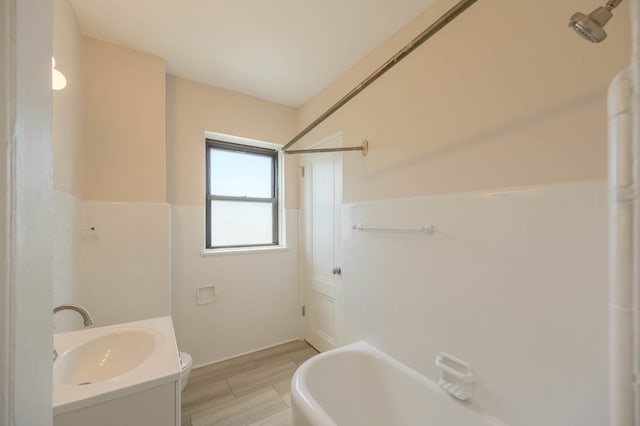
53,191,83,333
81,201,172,327
53,181,607,425
53,199,172,331
171,206,300,367
52,200,300,367
341,180,607,426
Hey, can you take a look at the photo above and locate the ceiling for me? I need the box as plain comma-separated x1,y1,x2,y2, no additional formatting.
69,0,435,107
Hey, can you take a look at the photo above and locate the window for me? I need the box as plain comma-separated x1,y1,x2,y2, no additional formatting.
205,139,279,249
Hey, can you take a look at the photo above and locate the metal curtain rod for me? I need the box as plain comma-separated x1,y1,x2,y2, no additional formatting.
284,140,368,155
282,0,479,154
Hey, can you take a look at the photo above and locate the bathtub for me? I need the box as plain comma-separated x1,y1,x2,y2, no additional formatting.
291,341,506,426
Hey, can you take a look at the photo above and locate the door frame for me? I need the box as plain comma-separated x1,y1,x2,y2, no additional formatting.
0,0,54,424
299,132,343,350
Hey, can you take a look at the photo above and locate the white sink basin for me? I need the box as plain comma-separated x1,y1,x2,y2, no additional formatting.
53,316,181,416
54,328,158,385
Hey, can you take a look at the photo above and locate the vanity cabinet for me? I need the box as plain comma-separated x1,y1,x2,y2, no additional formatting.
54,381,180,426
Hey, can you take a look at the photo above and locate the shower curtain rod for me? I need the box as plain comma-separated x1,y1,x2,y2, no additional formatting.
282,0,479,155
284,140,368,155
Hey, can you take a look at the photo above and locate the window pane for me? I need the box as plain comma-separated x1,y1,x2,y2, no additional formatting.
210,200,273,247
209,148,273,197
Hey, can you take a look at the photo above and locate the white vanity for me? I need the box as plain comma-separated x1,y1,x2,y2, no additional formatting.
53,316,181,426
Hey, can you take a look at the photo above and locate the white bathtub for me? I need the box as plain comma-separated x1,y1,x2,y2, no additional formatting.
291,341,507,426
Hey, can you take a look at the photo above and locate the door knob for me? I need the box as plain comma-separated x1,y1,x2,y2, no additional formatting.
332,267,342,275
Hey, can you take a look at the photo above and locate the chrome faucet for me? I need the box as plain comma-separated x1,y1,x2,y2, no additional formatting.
53,304,94,362
53,304,94,327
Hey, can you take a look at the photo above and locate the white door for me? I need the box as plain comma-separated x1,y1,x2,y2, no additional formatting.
303,141,342,352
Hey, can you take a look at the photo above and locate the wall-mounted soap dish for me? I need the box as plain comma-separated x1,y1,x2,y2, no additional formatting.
196,285,216,305
435,352,476,401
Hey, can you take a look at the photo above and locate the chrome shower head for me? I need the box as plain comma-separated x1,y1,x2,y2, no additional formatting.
569,0,623,43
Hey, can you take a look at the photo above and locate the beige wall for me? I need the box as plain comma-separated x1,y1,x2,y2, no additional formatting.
298,0,631,202
83,38,166,202
166,76,298,207
53,0,83,196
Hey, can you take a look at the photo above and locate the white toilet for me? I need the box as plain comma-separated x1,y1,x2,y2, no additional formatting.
179,351,193,392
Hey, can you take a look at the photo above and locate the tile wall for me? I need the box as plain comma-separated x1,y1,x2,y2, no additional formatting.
342,180,607,426
171,207,300,366
53,190,83,332
80,201,172,326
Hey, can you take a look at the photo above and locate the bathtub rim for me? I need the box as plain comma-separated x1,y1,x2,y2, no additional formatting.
291,341,508,426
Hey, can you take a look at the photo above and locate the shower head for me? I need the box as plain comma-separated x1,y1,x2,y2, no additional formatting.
569,0,623,43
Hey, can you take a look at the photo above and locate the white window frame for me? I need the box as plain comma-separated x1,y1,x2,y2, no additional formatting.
202,131,286,255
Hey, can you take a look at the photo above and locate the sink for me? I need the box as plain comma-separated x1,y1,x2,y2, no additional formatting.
53,316,181,416
54,328,158,385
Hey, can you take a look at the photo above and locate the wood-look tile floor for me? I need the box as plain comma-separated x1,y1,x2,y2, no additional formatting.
181,340,319,426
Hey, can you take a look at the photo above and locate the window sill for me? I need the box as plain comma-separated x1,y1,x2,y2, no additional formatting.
201,245,289,257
